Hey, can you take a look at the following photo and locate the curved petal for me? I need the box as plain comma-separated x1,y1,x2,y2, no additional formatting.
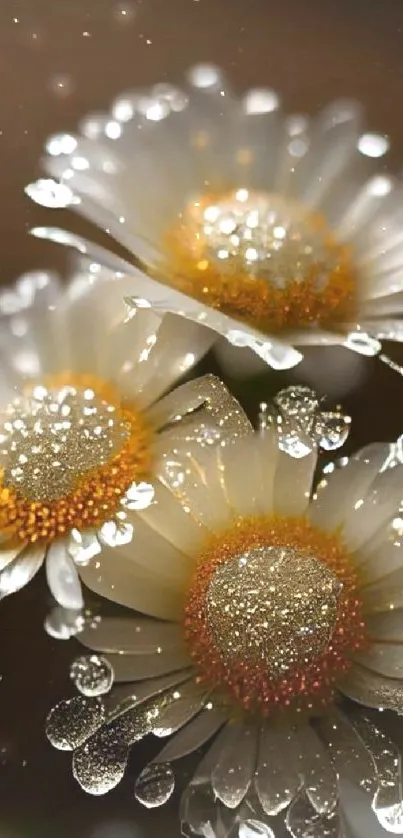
106,649,191,682
78,615,182,655
353,642,403,679
254,724,301,816
273,448,317,516
154,706,226,764
79,546,186,621
310,443,394,533
211,723,258,809
46,541,84,609
340,663,403,713
0,543,45,598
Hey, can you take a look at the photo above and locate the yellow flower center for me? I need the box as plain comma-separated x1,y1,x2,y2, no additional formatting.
185,515,366,717
161,189,358,333
0,374,153,544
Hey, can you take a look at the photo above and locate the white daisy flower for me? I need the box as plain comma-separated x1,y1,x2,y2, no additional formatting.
0,262,251,610
26,65,403,370
46,427,403,836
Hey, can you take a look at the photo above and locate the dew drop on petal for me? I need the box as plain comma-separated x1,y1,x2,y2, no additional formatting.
357,132,390,158
121,481,155,511
46,696,106,751
314,411,351,452
344,331,382,357
134,763,175,808
44,605,85,640
25,178,78,209
70,655,114,697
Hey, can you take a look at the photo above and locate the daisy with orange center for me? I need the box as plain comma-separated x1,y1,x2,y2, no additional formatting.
0,261,251,610
47,423,403,837
27,65,403,369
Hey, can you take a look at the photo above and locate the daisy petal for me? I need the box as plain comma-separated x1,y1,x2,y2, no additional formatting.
0,542,26,571
296,724,338,815
105,648,190,682
46,541,84,610
316,708,376,791
138,482,206,554
72,694,167,795
310,443,393,532
254,724,301,816
152,681,209,737
353,643,403,679
340,664,403,713
273,448,317,516
211,723,258,809
0,543,45,598
286,789,340,838
45,696,106,751
78,616,182,655
153,705,225,764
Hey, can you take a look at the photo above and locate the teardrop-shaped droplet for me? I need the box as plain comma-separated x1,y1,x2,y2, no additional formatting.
134,762,175,808
46,696,106,751
72,696,164,795
44,605,85,640
70,655,114,697
314,411,351,452
25,178,78,208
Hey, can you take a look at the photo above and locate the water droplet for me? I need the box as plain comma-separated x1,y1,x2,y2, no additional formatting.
261,386,351,457
25,178,78,209
134,762,175,808
44,605,85,640
70,655,114,697
375,802,403,833
344,331,381,357
46,696,106,750
314,411,351,452
121,481,155,511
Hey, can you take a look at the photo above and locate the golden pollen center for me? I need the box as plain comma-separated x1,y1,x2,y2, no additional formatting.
206,546,342,678
162,189,358,333
0,375,153,544
184,516,367,716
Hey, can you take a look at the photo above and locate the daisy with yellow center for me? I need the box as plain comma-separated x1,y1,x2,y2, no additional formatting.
47,423,403,836
27,65,403,369
0,262,250,609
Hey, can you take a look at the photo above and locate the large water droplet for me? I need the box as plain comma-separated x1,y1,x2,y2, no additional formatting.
313,411,351,452
375,802,403,833
46,696,106,750
44,605,85,640
70,655,114,697
25,178,78,208
134,762,175,808
261,385,351,457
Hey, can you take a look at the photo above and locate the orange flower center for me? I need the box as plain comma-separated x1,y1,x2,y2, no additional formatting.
184,515,366,717
0,374,153,544
161,189,358,334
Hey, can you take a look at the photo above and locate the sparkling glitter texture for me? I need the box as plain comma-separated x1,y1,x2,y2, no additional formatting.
0,375,153,543
162,190,357,333
184,516,366,716
207,547,342,678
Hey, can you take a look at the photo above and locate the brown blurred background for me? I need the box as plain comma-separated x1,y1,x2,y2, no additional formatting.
1,0,403,835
